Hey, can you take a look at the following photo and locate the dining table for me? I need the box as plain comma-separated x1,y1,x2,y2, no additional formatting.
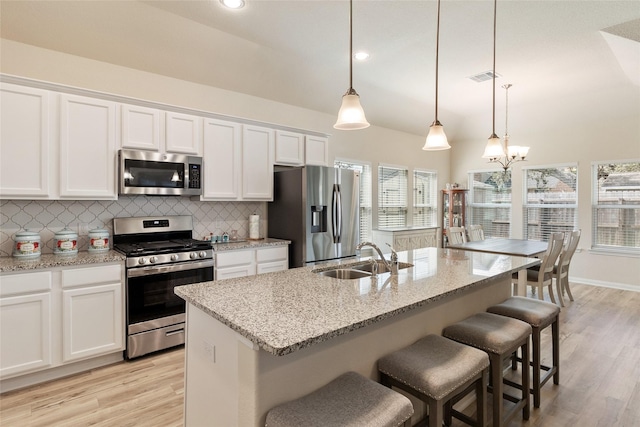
447,238,548,296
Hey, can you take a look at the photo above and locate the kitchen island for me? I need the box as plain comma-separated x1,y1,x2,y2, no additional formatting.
175,247,539,426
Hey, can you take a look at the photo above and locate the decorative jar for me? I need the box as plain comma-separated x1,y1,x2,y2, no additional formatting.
54,228,78,256
12,231,41,259
88,228,110,253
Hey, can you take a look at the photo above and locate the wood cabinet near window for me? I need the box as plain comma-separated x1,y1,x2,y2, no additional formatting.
372,227,439,253
442,189,468,247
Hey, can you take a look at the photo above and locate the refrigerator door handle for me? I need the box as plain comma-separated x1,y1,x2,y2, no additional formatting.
332,184,342,243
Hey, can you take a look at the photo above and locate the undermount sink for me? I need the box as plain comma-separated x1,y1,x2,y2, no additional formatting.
351,260,414,273
318,269,372,280
315,261,414,280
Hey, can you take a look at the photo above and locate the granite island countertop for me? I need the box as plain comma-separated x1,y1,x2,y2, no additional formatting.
175,247,540,357
0,250,125,273
211,237,290,252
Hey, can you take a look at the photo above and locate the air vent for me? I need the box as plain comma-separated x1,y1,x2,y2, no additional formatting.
468,71,501,83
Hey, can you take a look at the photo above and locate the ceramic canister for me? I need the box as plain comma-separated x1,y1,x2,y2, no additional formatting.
12,230,42,258
54,228,78,255
88,228,110,253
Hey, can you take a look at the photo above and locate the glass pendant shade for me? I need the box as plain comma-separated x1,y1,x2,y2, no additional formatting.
334,93,370,130
482,134,504,159
423,121,451,150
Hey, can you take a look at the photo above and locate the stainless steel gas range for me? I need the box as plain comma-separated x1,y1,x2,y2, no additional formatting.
113,215,213,359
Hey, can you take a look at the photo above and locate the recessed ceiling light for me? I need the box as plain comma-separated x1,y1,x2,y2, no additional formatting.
354,51,370,61
220,0,245,9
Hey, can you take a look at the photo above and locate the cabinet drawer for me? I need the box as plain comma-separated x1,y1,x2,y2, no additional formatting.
256,246,288,263
62,264,122,288
256,260,288,274
0,271,52,297
216,250,254,268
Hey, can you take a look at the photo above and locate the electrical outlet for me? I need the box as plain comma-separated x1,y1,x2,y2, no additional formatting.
203,341,216,363
78,223,90,235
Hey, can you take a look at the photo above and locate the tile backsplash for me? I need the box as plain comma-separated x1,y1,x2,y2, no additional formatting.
0,197,265,256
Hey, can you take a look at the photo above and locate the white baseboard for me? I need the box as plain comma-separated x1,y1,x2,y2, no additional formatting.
569,277,639,293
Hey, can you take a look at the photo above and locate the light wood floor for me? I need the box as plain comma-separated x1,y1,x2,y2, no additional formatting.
1,283,638,427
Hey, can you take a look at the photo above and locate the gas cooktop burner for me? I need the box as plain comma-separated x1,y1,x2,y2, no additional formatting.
115,239,211,256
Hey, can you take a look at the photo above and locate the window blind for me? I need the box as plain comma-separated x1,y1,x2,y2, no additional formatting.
524,165,578,242
592,161,640,253
468,171,512,238
335,160,372,243
378,165,408,228
413,170,437,227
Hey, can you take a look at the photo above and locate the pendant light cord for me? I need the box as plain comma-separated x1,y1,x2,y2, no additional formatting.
491,0,497,136
504,83,511,136
348,0,354,92
434,0,441,122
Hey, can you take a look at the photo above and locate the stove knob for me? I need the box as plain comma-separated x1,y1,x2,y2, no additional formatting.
199,251,207,258
149,256,157,264
171,254,179,261
138,257,147,265
190,252,197,260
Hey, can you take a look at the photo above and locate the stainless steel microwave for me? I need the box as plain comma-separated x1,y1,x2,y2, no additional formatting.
118,150,203,196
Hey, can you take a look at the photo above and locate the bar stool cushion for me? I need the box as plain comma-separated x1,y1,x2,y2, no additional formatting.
265,371,413,427
487,296,560,328
378,334,489,400
443,312,532,355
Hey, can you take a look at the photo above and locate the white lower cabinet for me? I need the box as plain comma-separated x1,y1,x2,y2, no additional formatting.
0,263,124,382
0,270,53,378
61,264,123,363
215,245,288,280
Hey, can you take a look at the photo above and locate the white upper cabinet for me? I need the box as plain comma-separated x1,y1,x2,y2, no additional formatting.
0,83,51,199
242,125,274,200
202,118,241,200
120,104,161,151
59,94,117,200
165,111,201,155
275,130,305,166
305,135,329,166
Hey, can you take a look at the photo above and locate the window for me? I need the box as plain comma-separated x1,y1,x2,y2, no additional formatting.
524,165,578,241
592,161,640,254
413,169,437,227
335,159,372,243
378,165,408,228
468,171,512,238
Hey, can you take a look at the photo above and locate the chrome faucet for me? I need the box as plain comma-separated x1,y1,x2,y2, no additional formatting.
356,242,399,275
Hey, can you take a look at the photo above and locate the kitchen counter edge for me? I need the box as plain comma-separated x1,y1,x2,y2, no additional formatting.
0,250,126,273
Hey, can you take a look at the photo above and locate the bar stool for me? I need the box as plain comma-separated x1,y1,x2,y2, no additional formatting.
378,334,489,427
443,312,531,427
264,371,413,427
487,296,560,408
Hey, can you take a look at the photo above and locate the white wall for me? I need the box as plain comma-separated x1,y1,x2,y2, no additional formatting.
1,39,637,290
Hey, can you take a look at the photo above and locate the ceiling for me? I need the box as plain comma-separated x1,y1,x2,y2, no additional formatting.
1,0,639,138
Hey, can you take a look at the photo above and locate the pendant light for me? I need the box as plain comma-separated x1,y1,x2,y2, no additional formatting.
480,0,530,171
334,0,370,130
422,0,451,150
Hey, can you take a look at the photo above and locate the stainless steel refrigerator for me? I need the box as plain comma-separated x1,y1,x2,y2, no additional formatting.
268,166,360,268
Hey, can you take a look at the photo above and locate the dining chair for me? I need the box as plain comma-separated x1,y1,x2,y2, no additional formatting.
447,226,467,245
554,230,581,307
467,225,485,242
513,232,564,304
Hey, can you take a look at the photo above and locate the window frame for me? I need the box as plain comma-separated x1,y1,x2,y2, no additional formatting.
467,169,512,239
377,163,409,229
412,168,438,228
522,163,578,242
591,159,640,256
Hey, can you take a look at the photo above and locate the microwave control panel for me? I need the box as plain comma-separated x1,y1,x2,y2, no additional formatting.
189,164,201,189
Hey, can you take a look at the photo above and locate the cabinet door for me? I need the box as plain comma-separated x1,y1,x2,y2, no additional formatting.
59,94,117,199
275,130,304,166
165,112,201,155
62,282,123,362
242,125,274,200
0,293,52,378
120,104,161,151
305,135,329,166
0,83,51,198
202,119,241,200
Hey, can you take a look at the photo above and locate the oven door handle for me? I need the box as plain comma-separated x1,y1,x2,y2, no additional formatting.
127,259,214,278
